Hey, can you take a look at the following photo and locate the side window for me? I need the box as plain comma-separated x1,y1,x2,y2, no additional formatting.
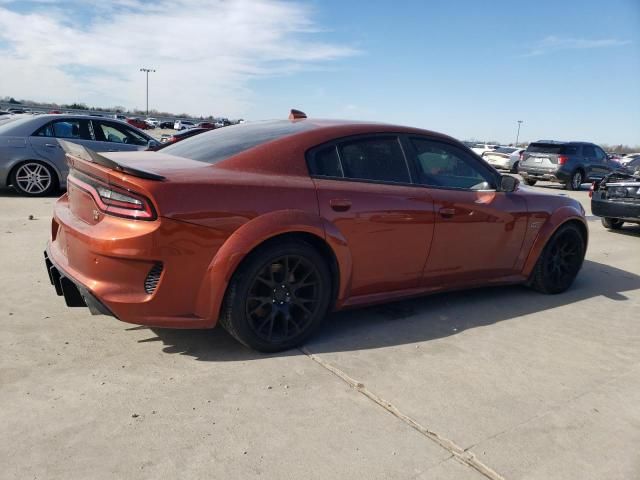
95,121,148,146
34,120,92,140
337,137,410,183
582,145,596,157
308,145,343,177
594,147,607,162
411,138,494,190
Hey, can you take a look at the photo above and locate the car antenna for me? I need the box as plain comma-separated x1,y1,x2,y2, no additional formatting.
288,109,307,120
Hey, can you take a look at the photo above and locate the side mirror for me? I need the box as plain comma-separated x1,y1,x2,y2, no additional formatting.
147,139,159,148
500,175,519,193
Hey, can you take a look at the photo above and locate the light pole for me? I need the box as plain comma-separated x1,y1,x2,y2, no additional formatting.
139,68,156,115
515,120,523,147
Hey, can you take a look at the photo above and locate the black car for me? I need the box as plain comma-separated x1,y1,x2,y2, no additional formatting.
591,157,640,230
158,120,174,129
519,141,615,190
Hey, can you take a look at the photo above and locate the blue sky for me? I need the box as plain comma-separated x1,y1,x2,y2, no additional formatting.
0,0,638,144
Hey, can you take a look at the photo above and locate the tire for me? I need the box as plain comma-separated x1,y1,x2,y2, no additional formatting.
220,240,332,352
566,170,583,191
10,161,57,196
529,223,586,294
601,217,624,230
524,179,537,186
510,161,519,174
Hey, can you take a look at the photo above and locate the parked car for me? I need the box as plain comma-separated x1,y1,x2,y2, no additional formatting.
145,117,159,128
196,122,215,129
158,121,174,129
482,147,524,173
126,117,151,130
174,120,196,130
470,143,498,156
591,160,640,230
44,112,588,352
7,108,26,114
113,114,127,121
518,141,615,190
620,153,640,165
0,114,158,196
153,127,210,149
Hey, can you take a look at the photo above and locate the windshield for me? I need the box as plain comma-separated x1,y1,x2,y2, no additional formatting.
162,120,315,164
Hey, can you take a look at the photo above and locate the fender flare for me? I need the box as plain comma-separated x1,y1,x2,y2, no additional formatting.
193,209,352,327
522,206,588,277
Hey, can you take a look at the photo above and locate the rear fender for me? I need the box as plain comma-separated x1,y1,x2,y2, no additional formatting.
194,209,352,327
522,206,588,277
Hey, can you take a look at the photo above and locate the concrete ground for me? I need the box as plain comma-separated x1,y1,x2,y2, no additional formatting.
1,181,638,480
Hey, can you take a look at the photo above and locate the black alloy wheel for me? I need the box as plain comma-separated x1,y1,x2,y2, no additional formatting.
530,223,586,294
221,241,331,352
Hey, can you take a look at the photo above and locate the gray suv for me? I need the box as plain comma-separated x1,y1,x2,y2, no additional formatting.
0,114,158,196
519,141,614,190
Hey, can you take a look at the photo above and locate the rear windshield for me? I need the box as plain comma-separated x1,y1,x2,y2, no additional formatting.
494,147,517,154
162,120,315,164
527,143,578,155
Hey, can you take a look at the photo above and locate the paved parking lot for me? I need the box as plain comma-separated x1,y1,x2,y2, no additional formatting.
1,182,639,480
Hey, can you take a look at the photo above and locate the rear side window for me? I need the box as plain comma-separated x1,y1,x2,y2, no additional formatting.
338,137,410,183
582,145,596,157
162,120,314,164
527,143,578,155
34,119,92,140
308,145,342,177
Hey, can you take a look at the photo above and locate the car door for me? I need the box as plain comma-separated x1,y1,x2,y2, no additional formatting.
91,120,149,152
308,135,436,298
591,145,613,179
405,136,529,287
29,118,96,183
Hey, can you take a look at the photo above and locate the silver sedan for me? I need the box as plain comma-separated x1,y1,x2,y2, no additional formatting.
0,114,158,196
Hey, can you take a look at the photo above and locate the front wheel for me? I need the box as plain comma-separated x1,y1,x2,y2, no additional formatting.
529,223,586,294
11,161,57,196
220,241,332,352
601,217,624,230
524,178,537,186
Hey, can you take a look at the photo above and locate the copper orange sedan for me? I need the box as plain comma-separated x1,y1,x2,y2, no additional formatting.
45,112,588,352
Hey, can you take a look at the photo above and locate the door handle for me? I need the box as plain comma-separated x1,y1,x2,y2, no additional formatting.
44,143,59,148
329,199,352,212
439,207,456,218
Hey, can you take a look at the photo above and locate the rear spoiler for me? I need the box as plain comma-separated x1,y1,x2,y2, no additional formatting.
58,139,166,181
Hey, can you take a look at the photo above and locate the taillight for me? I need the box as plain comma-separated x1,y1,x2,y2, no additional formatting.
519,152,524,161
558,155,568,165
68,171,156,220
589,182,595,198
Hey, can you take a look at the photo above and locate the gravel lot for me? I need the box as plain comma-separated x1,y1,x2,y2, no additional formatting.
1,182,639,480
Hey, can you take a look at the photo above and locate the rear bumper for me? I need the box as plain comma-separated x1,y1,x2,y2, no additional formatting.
591,196,640,222
520,167,569,183
46,194,226,328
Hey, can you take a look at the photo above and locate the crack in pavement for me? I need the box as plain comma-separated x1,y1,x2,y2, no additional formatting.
300,347,506,480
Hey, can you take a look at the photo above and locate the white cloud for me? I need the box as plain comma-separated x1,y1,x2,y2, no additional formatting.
524,35,631,56
0,0,358,117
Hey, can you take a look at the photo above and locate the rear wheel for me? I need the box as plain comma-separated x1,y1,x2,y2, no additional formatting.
601,217,624,230
220,241,331,352
11,161,57,196
529,223,586,294
566,170,583,191
510,161,519,174
524,179,537,186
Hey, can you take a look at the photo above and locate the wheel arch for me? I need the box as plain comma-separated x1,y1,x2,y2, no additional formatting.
193,210,352,327
522,208,588,278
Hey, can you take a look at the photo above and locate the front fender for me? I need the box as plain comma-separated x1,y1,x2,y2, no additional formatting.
522,205,588,278
193,209,352,327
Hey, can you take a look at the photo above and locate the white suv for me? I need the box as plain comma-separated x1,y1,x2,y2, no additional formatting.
174,120,195,130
